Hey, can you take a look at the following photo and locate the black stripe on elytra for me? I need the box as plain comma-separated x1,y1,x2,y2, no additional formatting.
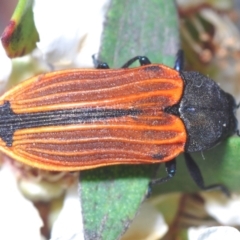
0,101,141,147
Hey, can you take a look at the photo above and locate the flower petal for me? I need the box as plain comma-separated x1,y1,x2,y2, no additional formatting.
190,226,240,240
202,192,240,225
0,162,43,240
33,0,111,68
50,183,83,240
121,202,168,240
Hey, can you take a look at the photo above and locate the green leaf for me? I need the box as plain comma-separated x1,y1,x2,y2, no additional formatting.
80,165,156,240
1,0,39,58
152,137,240,195
79,1,179,240
100,0,179,68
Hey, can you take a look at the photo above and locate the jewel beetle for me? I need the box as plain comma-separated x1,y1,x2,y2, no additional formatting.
0,50,237,194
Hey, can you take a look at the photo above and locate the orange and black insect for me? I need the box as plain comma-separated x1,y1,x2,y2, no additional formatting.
0,50,237,194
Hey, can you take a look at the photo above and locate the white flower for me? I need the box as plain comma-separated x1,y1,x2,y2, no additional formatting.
0,162,43,240
121,202,168,240
50,183,84,240
202,192,240,225
189,226,240,240
33,0,111,69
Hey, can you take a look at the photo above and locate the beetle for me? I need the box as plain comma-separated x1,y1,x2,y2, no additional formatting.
0,51,237,194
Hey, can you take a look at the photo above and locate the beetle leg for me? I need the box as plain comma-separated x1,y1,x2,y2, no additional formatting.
150,159,176,186
184,153,231,196
121,56,151,68
92,54,110,69
96,62,110,69
174,50,184,71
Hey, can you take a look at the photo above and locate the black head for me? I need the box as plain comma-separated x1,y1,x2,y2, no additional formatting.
178,71,238,152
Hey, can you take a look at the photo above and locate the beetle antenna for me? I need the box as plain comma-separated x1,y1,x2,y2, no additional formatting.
174,50,184,71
